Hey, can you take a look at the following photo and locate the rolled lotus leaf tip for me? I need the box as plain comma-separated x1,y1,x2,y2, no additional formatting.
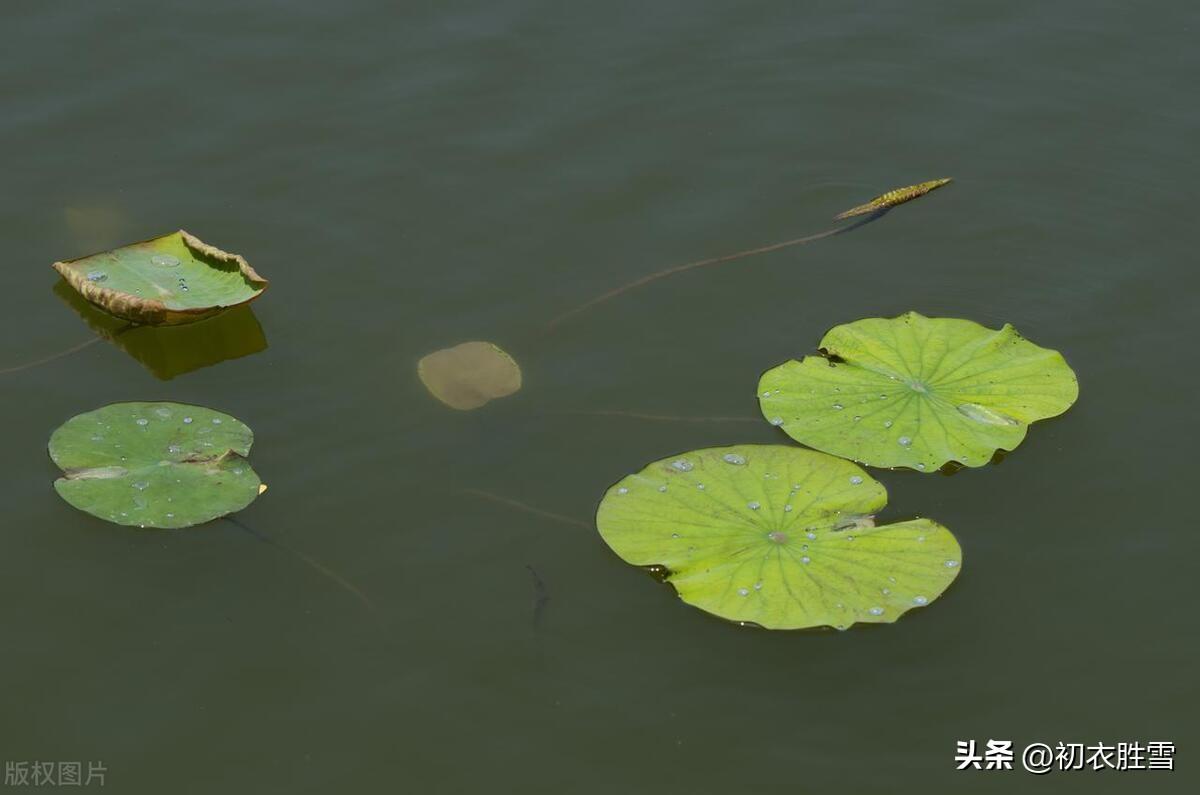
834,177,953,220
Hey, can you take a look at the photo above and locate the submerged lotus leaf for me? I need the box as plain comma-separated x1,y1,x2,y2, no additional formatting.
52,230,267,326
759,312,1079,471
418,341,522,410
49,402,262,529
596,445,961,630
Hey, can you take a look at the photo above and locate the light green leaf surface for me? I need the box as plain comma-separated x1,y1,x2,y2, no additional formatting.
759,312,1078,471
596,445,961,630
52,230,268,325
49,402,263,529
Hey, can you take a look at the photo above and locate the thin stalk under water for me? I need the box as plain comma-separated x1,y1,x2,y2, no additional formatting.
224,516,376,612
543,209,886,332
0,323,135,376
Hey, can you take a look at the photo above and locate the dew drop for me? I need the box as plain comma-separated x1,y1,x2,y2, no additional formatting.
722,453,746,466
944,559,959,568
183,417,193,424
211,418,222,425
151,254,180,268
801,556,811,564
868,606,884,616
849,476,863,485
154,407,172,418
769,417,784,426
167,444,182,454
657,485,667,493
747,501,760,511
86,270,107,282
898,436,912,447
913,595,929,605
617,487,628,495
737,587,749,597
670,459,693,472
831,403,844,410
881,587,891,595
784,504,792,512
883,420,893,428
135,418,148,427
696,483,705,490
131,481,149,491
806,531,817,540
754,581,763,591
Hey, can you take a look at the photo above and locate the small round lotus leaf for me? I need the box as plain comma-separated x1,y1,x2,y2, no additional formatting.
596,445,961,630
52,230,267,326
418,341,522,410
48,402,263,529
759,312,1078,471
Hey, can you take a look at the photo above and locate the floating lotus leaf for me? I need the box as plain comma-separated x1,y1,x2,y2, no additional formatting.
49,402,263,529
759,312,1078,471
596,445,961,630
418,341,522,410
52,230,267,326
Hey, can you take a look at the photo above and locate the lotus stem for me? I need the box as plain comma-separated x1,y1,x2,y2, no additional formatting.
459,488,590,530
542,210,885,332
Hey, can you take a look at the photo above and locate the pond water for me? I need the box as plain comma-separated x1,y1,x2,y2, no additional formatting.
1,2,1195,792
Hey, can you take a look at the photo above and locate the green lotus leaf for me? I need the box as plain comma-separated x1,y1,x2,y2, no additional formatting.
758,312,1079,471
596,445,961,630
418,341,522,410
52,230,268,326
49,402,263,529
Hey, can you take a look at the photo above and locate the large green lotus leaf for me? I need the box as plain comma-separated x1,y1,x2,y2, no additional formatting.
418,341,522,410
759,312,1079,471
52,230,268,326
49,402,262,529
596,445,961,630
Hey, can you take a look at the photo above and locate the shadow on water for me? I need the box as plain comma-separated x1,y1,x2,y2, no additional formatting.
52,281,268,379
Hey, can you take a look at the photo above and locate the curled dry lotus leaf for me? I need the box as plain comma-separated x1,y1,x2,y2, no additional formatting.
418,341,522,410
49,402,263,529
52,230,268,326
759,312,1079,471
596,445,961,630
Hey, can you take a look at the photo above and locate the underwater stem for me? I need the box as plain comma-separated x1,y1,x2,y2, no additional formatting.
0,336,102,375
459,488,591,530
225,516,376,612
543,210,884,332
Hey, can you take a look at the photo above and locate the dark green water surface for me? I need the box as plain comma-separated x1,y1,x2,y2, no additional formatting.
1,2,1196,792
